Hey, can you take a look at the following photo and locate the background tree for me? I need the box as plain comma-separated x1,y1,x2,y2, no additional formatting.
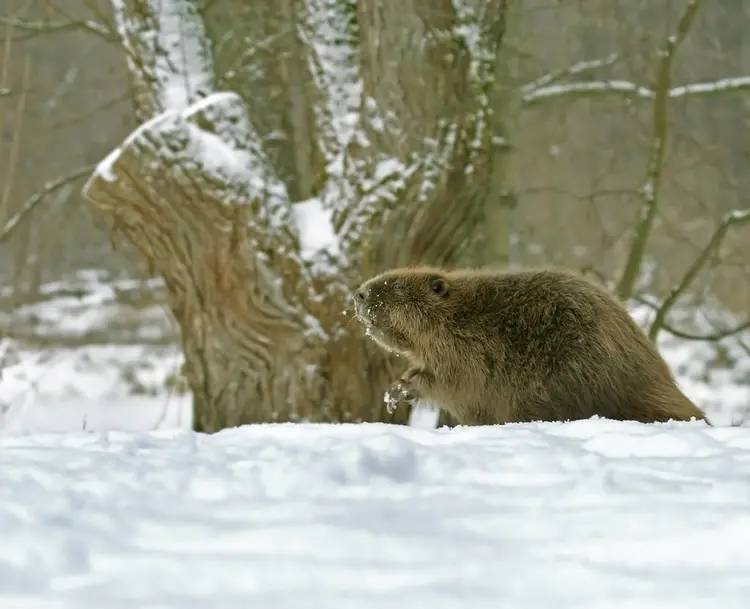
2,0,749,430
82,0,517,431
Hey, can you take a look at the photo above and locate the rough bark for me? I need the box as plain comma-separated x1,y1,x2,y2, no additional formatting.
353,0,515,272
83,95,406,431
83,0,512,431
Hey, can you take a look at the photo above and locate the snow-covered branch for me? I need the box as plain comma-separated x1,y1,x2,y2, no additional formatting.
454,0,510,92
298,0,418,270
301,0,362,161
301,0,477,270
81,89,334,429
83,93,294,252
520,53,619,98
111,0,214,118
523,74,750,106
523,80,655,104
293,0,516,273
669,75,750,98
103,0,299,254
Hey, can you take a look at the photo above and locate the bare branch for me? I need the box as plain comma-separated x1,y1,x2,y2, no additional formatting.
0,8,16,180
520,53,619,97
737,339,750,362
648,209,750,342
0,53,31,221
0,15,116,42
45,92,129,131
660,319,750,342
0,164,96,245
0,326,176,349
617,0,705,302
633,295,750,342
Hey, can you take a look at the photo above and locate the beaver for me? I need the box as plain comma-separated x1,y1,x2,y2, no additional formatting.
352,265,709,426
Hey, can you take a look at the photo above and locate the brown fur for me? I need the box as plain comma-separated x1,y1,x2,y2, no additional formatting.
352,266,709,426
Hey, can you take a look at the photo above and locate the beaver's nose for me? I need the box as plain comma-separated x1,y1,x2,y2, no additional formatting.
354,287,368,302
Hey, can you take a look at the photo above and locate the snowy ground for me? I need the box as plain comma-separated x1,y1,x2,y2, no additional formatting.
0,271,749,606
0,270,192,434
1,419,750,608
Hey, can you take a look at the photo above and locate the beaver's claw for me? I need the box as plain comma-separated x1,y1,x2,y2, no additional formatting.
383,379,420,414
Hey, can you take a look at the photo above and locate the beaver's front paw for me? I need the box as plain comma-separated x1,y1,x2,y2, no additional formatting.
383,379,420,414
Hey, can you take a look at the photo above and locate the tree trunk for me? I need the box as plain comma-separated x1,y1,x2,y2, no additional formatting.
83,0,512,431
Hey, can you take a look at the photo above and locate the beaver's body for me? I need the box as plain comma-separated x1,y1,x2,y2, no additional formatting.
353,266,708,425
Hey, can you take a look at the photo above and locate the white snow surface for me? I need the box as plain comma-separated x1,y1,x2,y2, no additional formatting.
293,197,340,257
0,270,192,434
1,419,750,607
0,271,749,604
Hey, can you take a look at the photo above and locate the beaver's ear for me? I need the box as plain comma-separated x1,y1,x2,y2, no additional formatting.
430,277,448,297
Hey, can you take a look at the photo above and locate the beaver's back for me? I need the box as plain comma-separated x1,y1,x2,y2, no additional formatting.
425,268,707,425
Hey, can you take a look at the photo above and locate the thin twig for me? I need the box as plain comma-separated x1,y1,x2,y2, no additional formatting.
0,3,15,188
0,4,13,87
634,296,750,341
616,0,705,302
0,53,31,221
648,209,750,341
0,15,115,42
0,164,97,245
660,319,750,342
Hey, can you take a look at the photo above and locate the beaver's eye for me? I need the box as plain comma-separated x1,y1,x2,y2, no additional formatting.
430,278,448,297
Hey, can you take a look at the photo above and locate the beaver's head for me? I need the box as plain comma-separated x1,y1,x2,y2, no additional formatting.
352,267,455,357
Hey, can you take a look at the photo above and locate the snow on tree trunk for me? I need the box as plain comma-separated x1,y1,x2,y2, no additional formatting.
110,0,215,120
83,0,513,431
